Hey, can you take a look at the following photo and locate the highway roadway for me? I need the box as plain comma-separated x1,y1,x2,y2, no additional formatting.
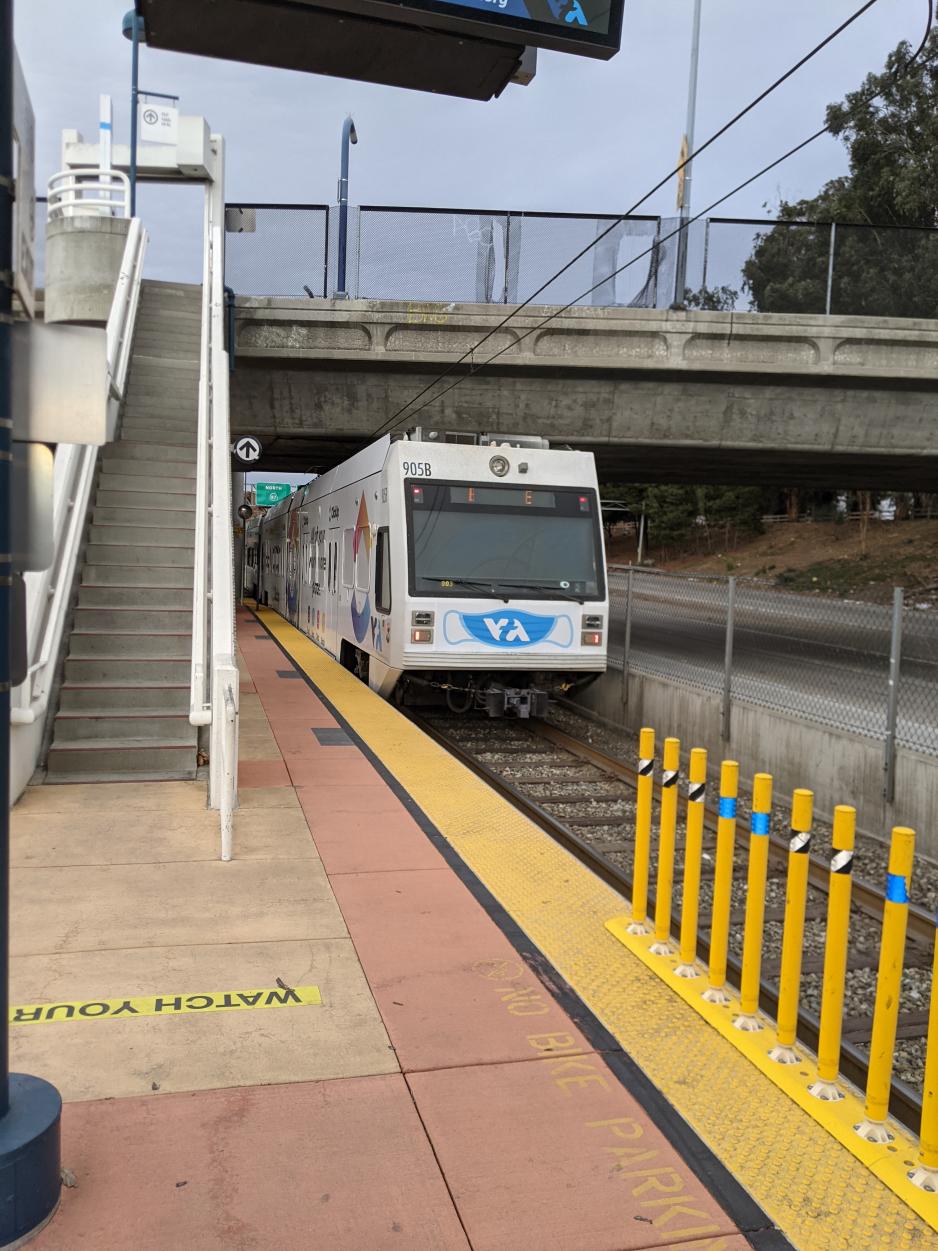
606,568,938,756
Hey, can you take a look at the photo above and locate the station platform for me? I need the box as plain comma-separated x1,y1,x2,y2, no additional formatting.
9,606,937,1250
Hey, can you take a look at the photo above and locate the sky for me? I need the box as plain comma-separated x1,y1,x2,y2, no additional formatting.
15,0,927,285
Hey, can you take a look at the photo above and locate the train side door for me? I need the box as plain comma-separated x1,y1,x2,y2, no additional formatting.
323,526,340,657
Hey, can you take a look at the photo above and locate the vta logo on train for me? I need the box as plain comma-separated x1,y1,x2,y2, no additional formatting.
350,496,372,644
443,610,574,649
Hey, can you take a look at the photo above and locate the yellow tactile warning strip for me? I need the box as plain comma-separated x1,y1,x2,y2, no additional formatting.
257,609,938,1251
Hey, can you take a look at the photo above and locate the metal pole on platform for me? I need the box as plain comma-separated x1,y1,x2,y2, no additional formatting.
121,9,144,217
0,5,63,1241
621,565,633,706
0,0,12,1124
334,115,357,298
673,0,702,305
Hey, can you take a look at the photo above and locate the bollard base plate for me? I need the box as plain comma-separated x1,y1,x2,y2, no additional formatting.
673,963,699,979
701,985,731,1006
625,920,650,936
648,940,673,957
807,1078,844,1102
768,1044,800,1065
908,1164,938,1192
732,1013,762,1033
854,1118,894,1144
0,1073,62,1249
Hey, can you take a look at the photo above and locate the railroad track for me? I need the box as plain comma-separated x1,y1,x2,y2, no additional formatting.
409,709,927,1133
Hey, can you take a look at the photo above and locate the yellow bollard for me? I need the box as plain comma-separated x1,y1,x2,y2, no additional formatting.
703,760,739,1005
910,921,938,1190
808,805,856,1102
628,728,655,934
769,789,814,1063
650,737,680,955
734,773,773,1031
675,748,708,978
855,825,915,1144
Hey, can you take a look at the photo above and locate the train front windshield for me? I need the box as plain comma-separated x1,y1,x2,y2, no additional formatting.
406,481,605,600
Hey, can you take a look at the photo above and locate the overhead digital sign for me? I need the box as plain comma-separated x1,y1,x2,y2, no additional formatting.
139,0,623,103
377,0,620,56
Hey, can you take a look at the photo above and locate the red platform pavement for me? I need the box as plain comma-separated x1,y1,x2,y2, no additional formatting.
27,609,757,1251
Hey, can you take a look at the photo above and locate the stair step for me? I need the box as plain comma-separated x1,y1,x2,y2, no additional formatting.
85,544,195,567
68,631,191,659
119,429,197,447
100,459,197,480
59,682,190,712
78,585,192,608
92,506,195,526
104,442,196,465
54,711,197,744
65,657,190,683
95,477,197,497
88,524,194,548
74,606,193,631
46,740,197,779
82,564,194,587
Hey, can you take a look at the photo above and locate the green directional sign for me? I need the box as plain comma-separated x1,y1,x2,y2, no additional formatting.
254,482,292,507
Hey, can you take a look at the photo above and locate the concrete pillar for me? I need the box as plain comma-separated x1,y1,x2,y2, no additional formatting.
44,215,130,325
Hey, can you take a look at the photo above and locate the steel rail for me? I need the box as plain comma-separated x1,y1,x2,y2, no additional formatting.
409,711,923,1133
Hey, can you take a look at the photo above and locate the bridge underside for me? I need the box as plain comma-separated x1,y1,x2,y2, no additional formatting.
230,361,938,489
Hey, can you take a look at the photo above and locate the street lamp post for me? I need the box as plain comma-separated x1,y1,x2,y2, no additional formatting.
673,0,702,307
334,115,357,299
121,9,145,216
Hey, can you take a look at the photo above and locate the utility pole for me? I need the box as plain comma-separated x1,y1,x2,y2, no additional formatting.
673,0,702,307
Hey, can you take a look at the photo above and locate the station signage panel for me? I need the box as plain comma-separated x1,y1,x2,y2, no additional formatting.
254,482,292,507
378,0,622,57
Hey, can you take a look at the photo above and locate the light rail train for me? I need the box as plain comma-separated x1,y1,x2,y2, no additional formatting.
244,431,608,717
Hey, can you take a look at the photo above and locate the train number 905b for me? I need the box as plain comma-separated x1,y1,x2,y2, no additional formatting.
403,462,432,477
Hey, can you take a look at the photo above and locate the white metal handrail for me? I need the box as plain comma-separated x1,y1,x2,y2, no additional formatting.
47,169,130,221
10,217,148,801
189,133,239,856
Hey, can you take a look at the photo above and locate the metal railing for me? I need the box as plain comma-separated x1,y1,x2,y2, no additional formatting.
190,135,239,859
224,202,938,319
9,214,148,786
47,169,130,221
610,566,938,770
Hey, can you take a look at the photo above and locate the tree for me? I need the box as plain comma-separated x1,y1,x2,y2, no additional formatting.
743,31,938,318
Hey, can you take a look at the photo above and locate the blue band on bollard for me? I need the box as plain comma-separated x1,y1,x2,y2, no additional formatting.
719,797,737,819
751,811,770,836
886,872,909,904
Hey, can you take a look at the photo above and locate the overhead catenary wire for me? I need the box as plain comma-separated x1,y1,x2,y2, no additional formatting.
371,0,933,440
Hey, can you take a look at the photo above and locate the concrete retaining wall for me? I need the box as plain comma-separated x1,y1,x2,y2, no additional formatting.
573,667,938,858
45,216,130,325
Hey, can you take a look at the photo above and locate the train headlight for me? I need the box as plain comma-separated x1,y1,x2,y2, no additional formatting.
412,611,435,627
411,628,434,644
489,454,510,477
581,631,603,646
582,614,604,630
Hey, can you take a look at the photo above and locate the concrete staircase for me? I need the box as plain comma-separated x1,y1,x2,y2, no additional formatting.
47,281,202,782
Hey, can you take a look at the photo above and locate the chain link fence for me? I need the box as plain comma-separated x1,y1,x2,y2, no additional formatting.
224,204,330,298
224,202,938,318
608,568,938,775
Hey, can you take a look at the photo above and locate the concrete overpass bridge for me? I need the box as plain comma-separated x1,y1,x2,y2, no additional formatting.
228,299,938,487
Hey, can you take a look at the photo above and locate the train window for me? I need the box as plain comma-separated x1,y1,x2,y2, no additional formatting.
355,531,369,592
375,528,391,613
342,529,354,588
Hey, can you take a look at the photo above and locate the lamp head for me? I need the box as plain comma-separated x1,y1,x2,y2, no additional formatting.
121,9,145,41
347,117,358,145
